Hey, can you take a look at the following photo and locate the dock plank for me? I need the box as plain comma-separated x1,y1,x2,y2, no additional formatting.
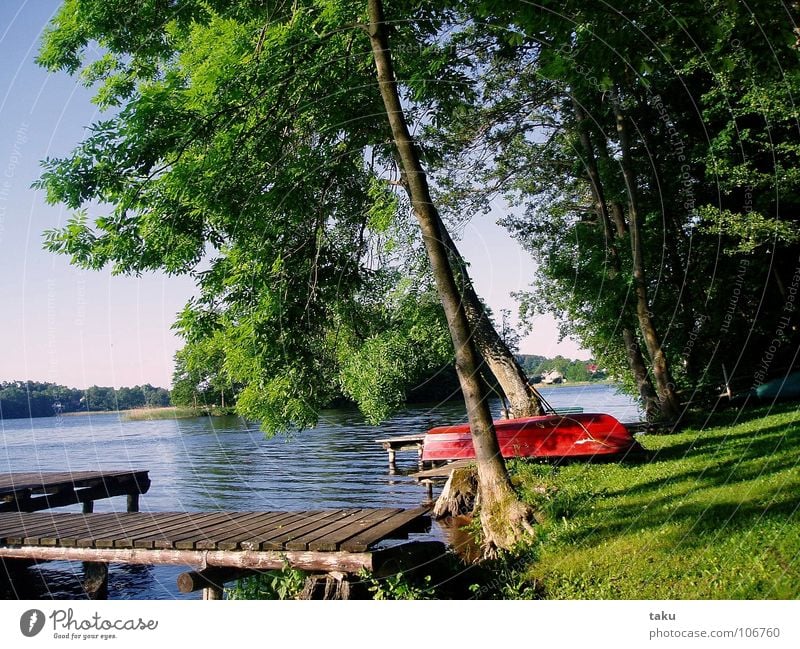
233,511,315,551
215,512,301,551
148,513,234,549
170,513,255,550
253,510,346,551
340,507,431,552
193,513,279,550
308,509,403,552
409,459,474,481
0,512,66,543
285,509,390,551
39,513,127,547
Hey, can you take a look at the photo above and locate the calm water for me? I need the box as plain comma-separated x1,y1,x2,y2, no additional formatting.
0,383,639,599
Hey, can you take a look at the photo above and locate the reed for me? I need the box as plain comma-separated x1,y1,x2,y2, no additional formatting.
121,406,203,421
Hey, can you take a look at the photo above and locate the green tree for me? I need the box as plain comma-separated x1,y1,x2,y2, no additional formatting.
431,0,800,416
36,0,537,547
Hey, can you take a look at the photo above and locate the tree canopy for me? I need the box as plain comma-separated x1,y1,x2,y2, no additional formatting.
35,0,800,548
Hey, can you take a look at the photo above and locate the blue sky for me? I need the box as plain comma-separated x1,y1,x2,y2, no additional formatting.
0,0,585,390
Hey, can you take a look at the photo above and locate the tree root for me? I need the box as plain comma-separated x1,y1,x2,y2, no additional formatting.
479,496,538,558
433,463,539,557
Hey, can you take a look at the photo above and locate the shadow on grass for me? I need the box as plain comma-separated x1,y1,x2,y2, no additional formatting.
616,426,799,499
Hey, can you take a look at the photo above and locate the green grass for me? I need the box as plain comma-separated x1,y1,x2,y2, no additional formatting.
504,403,800,599
121,405,238,420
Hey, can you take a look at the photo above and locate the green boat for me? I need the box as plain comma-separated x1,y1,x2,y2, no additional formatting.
754,370,800,400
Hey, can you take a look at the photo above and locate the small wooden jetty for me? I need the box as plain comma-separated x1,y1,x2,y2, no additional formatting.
0,470,150,514
0,507,435,599
374,433,425,471
410,460,473,501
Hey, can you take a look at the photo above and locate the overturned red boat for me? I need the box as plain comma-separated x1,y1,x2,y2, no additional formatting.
421,413,644,462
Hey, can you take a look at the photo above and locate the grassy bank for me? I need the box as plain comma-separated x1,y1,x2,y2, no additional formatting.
121,406,208,420
498,403,800,599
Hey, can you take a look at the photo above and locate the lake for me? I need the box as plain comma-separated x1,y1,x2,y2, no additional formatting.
0,383,639,599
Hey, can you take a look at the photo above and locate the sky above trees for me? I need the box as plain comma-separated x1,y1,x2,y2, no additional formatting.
0,0,585,390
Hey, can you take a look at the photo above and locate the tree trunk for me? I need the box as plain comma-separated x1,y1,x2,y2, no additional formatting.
367,0,534,551
437,227,545,417
573,100,660,419
615,107,680,420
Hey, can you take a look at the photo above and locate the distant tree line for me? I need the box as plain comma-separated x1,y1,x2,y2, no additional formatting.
517,355,606,384
0,381,170,420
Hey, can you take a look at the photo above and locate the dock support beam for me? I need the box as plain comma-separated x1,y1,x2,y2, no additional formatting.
127,493,140,512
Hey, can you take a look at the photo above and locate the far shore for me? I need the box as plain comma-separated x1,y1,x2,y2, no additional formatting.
60,406,230,421
536,379,614,388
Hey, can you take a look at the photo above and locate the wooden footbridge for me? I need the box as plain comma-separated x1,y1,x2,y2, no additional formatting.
0,471,438,599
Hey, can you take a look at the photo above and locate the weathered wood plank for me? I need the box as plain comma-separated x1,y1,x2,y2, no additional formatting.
38,513,127,546
136,513,230,549
231,511,314,551
80,514,185,549
410,459,474,481
99,513,192,548
194,512,284,551
340,507,431,552
10,513,110,545
166,513,244,550
307,509,403,552
285,509,389,551
0,513,64,543
251,510,346,551
214,512,296,551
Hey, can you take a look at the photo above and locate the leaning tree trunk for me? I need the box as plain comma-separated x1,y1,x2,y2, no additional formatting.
573,100,660,419
438,227,545,417
615,106,680,421
367,0,534,551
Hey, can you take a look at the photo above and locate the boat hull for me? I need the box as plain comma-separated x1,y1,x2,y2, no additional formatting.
421,413,643,462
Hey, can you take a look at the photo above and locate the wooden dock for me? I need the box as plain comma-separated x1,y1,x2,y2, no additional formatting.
409,460,474,501
375,434,425,471
0,507,434,599
0,470,150,514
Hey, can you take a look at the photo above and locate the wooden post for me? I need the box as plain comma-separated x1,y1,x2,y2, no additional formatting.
83,562,108,600
127,493,139,512
82,500,94,514
417,445,424,470
202,585,224,600
387,449,396,472
420,479,434,503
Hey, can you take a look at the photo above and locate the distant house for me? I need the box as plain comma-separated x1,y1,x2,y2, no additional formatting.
542,370,564,384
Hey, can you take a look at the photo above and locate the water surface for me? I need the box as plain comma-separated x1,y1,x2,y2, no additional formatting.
0,383,639,599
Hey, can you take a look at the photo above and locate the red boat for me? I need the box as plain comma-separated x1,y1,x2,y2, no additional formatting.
421,413,644,462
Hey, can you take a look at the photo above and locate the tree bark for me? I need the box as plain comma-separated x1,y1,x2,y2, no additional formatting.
367,0,534,551
437,227,545,417
573,100,660,419
615,106,680,420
